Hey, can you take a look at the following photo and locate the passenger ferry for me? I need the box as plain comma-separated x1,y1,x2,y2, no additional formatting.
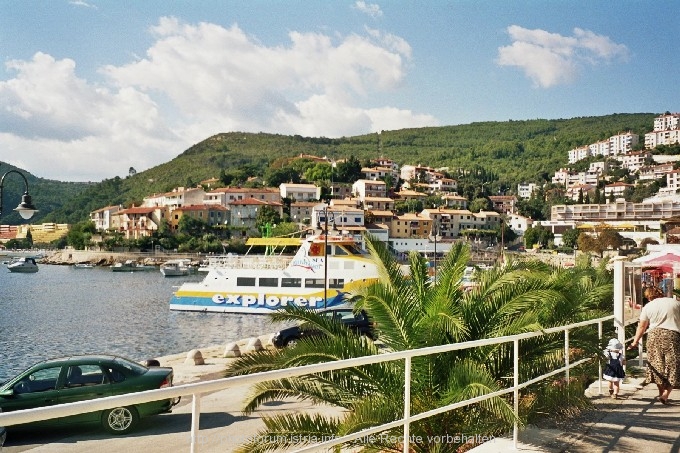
169,233,380,314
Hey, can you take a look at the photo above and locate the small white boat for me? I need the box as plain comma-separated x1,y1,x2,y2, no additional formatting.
160,259,196,277
73,263,95,269
112,260,156,272
6,257,39,273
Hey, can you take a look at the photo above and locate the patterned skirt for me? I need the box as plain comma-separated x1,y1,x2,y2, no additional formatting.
646,328,680,388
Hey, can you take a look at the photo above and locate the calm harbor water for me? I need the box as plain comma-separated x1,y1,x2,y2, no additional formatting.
0,264,278,382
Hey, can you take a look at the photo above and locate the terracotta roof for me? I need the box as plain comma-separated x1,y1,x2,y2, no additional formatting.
177,204,228,212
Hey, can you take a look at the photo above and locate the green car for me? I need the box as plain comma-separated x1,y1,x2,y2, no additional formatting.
0,355,177,435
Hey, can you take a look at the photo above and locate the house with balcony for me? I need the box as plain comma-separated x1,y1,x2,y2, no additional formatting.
517,183,538,199
363,196,395,211
390,213,433,239
228,198,284,232
115,206,165,239
290,201,317,225
204,187,280,206
638,163,674,181
90,205,122,231
352,179,387,201
620,151,652,172
169,204,229,232
143,187,206,209
311,204,365,231
488,195,517,214
566,184,597,201
441,194,467,209
604,182,635,199
279,183,321,202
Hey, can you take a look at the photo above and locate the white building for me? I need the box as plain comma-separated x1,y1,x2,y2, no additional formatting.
517,182,538,199
568,146,591,164
609,132,639,156
506,213,533,237
279,183,321,202
352,179,387,201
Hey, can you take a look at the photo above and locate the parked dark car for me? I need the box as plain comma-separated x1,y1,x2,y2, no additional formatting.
272,308,377,348
0,355,177,435
0,407,6,451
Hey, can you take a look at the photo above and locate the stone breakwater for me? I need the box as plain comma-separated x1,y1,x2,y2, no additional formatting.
40,249,203,266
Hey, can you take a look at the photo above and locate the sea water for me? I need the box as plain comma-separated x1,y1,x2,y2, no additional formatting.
0,264,277,382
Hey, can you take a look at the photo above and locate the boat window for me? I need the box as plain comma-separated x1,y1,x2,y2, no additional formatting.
343,244,365,255
334,247,348,256
305,278,325,288
237,277,256,287
259,277,279,287
281,278,302,287
329,279,344,288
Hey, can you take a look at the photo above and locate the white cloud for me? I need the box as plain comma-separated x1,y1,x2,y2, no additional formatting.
497,25,629,88
69,1,96,8
0,18,434,181
352,1,383,18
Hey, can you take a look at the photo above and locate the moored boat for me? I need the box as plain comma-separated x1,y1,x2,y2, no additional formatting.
169,233,380,314
112,260,156,272
73,263,95,269
160,259,196,277
6,257,39,273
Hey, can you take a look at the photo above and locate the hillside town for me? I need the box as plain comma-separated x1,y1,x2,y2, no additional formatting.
2,112,680,255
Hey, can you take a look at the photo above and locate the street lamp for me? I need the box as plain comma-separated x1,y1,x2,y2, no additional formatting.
0,167,38,220
429,219,441,282
316,204,336,309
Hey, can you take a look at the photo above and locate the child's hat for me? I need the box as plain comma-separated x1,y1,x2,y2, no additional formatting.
607,339,623,350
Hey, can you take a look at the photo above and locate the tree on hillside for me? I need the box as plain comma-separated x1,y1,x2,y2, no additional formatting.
224,237,614,453
334,155,362,183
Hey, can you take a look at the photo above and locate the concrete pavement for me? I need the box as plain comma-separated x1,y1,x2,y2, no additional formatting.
472,374,680,452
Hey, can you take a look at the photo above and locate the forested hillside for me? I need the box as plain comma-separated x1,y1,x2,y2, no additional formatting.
7,112,657,224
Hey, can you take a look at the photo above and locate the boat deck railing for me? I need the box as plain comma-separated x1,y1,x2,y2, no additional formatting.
200,254,294,271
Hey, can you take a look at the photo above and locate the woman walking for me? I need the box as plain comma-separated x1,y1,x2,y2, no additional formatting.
629,294,680,404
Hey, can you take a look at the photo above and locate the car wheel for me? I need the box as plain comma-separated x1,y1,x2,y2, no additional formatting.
284,337,299,348
102,406,139,434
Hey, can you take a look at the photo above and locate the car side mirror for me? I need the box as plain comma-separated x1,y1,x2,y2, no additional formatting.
0,388,14,397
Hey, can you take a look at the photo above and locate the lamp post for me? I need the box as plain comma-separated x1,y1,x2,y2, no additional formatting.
317,204,335,309
429,219,441,282
0,166,38,220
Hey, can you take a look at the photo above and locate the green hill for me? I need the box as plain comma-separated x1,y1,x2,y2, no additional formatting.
4,112,658,225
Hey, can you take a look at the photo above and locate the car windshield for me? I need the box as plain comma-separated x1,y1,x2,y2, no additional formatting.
113,357,148,375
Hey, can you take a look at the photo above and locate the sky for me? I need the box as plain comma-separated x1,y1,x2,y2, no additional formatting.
0,1,677,182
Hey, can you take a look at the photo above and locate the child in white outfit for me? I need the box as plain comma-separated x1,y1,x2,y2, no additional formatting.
603,338,626,398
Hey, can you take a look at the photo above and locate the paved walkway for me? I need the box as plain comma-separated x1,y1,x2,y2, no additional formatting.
474,376,680,452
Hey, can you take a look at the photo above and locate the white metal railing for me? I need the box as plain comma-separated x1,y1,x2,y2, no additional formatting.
0,315,615,452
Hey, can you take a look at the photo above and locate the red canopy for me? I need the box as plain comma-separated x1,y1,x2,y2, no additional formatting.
640,253,680,273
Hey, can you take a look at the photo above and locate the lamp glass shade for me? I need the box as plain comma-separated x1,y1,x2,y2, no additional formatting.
15,193,38,220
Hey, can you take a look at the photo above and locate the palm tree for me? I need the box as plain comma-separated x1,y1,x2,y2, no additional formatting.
224,236,613,452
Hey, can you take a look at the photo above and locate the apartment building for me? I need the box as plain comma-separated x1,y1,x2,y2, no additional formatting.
311,204,365,230
551,199,680,224
142,187,206,209
609,132,639,155
644,113,680,148
568,146,591,164
363,196,395,211
421,208,501,239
